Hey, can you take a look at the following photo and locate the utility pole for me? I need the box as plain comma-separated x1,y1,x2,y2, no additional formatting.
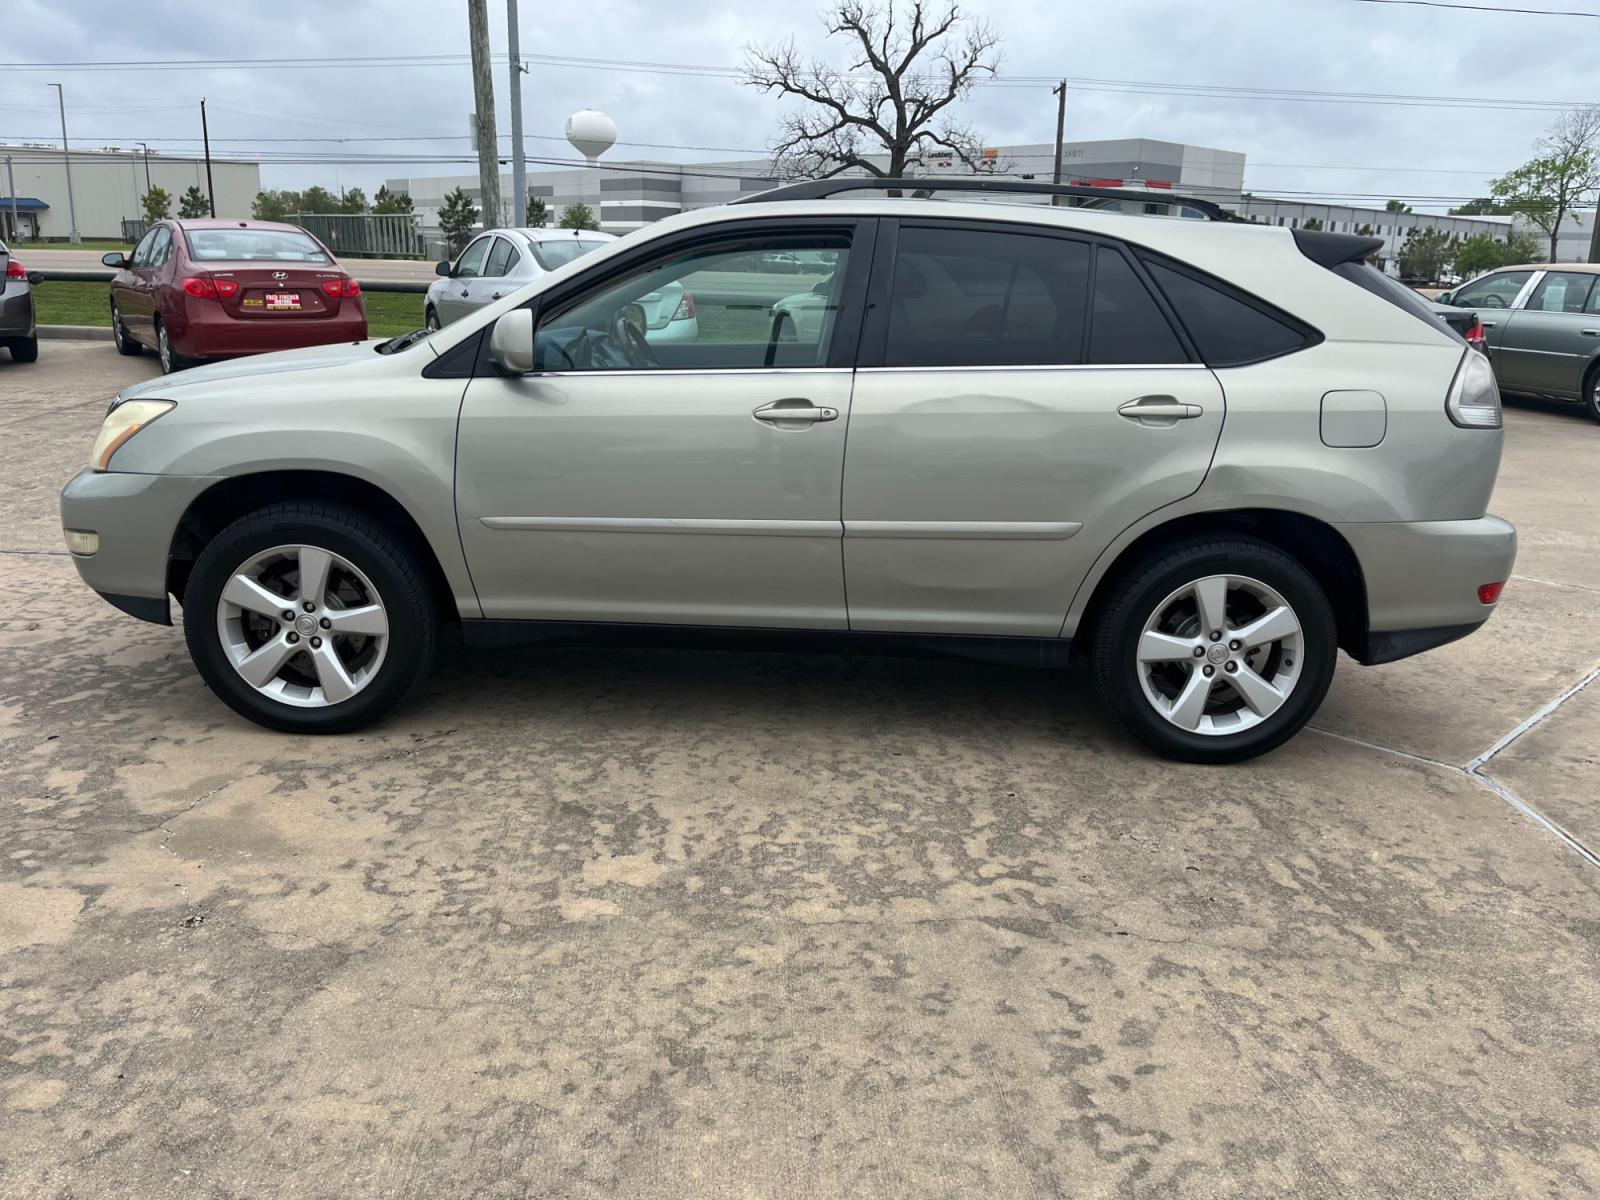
136,141,152,193
1588,208,1600,265
5,157,20,244
467,0,501,227
507,0,528,227
49,83,81,243
200,99,216,217
1051,80,1068,206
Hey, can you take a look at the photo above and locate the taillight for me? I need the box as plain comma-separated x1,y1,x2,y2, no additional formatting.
181,275,235,299
671,291,696,321
1464,318,1486,350
5,258,26,279
1445,348,1502,429
1478,581,1505,605
322,278,360,298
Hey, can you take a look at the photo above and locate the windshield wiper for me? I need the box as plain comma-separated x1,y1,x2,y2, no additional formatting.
375,328,430,355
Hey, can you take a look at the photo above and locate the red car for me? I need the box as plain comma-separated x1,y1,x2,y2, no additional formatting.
103,219,367,373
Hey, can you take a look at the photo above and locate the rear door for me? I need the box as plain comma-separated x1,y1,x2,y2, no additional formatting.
1494,270,1599,397
842,221,1225,637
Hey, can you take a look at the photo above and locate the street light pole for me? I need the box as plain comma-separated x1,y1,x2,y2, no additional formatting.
136,141,152,193
507,0,528,228
5,156,20,244
49,82,81,243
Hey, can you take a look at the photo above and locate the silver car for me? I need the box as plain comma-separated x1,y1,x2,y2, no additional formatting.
0,238,42,362
1437,263,1600,421
426,226,700,343
60,179,1516,761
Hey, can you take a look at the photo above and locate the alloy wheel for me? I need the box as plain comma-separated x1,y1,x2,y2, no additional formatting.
215,543,390,708
112,307,125,351
1135,574,1305,736
158,325,173,373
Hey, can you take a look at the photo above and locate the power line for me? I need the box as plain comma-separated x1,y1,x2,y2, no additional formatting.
1343,0,1600,14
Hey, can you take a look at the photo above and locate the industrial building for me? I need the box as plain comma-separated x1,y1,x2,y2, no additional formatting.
0,144,260,242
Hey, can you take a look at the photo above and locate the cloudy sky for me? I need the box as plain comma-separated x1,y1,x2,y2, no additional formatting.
3,0,1595,212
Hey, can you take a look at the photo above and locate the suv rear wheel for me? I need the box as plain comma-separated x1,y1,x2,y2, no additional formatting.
1091,536,1337,763
183,502,437,733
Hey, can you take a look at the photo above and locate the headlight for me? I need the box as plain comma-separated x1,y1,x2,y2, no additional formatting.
90,399,175,471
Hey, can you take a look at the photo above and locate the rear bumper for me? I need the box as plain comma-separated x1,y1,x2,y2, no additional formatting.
59,468,222,623
168,301,367,358
1337,514,1517,664
0,285,35,338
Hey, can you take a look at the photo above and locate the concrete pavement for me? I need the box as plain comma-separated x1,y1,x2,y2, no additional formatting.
2,344,1598,1199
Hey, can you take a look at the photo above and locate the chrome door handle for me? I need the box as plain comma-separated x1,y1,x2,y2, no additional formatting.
753,399,839,425
1117,395,1203,424
1480,320,1498,328
1581,328,1600,336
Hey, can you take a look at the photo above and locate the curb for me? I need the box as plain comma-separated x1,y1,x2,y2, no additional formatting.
39,325,114,341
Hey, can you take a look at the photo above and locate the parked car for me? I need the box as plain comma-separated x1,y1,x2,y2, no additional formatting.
60,179,1515,762
426,228,695,342
0,238,42,362
1431,303,1487,354
1437,264,1600,421
103,219,366,374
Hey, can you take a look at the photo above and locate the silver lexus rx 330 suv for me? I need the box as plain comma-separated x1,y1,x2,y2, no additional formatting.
60,179,1516,762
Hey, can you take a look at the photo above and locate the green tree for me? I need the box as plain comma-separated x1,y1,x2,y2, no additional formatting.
1385,199,1412,214
1454,234,1507,277
177,185,209,219
558,200,599,231
339,187,369,215
141,186,172,224
251,189,302,221
373,185,414,214
437,186,480,254
1491,106,1600,261
1399,226,1452,281
526,195,547,227
1503,230,1542,265
1449,197,1499,216
299,185,340,215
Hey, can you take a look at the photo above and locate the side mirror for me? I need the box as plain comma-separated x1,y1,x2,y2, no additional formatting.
435,260,453,278
488,308,536,374
102,252,129,269
1436,291,1454,305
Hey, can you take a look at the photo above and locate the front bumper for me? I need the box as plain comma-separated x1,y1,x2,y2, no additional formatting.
59,468,222,624
1337,514,1517,664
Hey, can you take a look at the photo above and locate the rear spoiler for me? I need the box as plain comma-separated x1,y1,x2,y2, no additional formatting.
1292,229,1384,268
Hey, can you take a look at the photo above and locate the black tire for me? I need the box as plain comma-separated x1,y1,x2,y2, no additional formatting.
8,336,38,363
182,502,438,733
424,306,441,332
1584,361,1600,425
155,318,197,373
1090,536,1338,764
111,304,142,356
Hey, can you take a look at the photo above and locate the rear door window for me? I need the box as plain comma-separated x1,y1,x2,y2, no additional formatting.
485,236,519,278
1088,248,1187,365
1527,271,1595,313
1142,256,1315,366
882,226,1090,367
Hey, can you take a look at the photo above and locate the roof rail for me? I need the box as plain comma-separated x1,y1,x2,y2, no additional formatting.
730,176,1243,222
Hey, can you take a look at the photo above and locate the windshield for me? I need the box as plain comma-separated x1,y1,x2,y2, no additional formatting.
185,228,331,263
530,238,608,271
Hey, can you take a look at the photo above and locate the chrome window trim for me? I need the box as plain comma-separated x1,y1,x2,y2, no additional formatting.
1509,270,1546,311
523,367,854,380
855,363,1209,375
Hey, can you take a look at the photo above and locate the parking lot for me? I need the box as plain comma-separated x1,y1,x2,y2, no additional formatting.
2,343,1598,1197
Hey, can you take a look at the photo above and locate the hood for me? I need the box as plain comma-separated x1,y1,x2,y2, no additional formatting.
121,338,404,399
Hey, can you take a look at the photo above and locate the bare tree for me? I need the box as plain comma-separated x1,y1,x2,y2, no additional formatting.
1491,106,1600,262
743,2,1001,180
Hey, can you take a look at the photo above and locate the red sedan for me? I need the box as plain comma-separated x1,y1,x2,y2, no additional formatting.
103,219,367,373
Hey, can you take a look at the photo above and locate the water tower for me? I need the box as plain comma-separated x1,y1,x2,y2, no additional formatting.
565,109,617,166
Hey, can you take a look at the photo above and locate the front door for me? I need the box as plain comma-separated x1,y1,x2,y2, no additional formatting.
440,235,493,325
119,225,168,342
455,220,871,628
843,223,1226,637
1494,270,1599,397
1447,269,1535,385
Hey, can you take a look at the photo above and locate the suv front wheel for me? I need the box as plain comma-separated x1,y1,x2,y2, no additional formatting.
183,502,437,733
1091,537,1338,763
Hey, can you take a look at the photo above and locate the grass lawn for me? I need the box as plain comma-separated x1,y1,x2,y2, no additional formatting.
33,281,426,338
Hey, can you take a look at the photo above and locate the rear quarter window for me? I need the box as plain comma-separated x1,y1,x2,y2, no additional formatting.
1140,255,1320,366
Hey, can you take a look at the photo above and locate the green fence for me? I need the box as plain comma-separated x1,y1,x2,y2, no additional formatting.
293,212,424,259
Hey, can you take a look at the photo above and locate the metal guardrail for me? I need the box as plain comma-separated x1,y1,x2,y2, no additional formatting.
35,268,428,294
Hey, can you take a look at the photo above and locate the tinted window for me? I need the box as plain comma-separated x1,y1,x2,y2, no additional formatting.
1528,271,1595,314
485,236,517,277
1144,258,1312,365
1089,248,1186,364
1452,271,1531,310
455,237,493,279
185,228,329,263
535,232,851,371
531,238,609,270
147,226,172,268
883,227,1089,367
130,228,159,269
